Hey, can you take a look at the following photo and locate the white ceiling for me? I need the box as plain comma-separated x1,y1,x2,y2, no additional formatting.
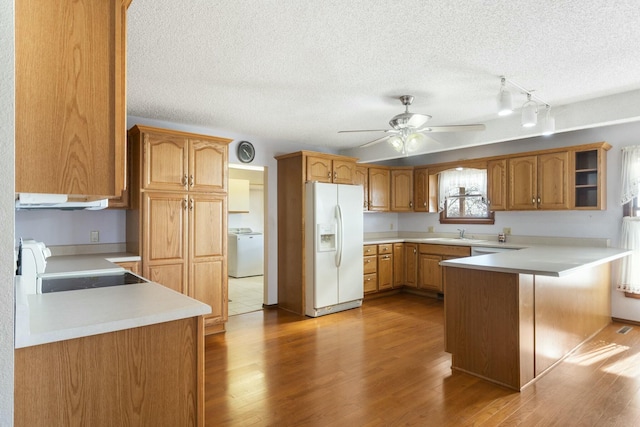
127,0,640,162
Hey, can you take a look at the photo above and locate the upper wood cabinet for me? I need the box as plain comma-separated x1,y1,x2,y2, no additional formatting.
508,152,569,210
571,144,610,210
391,168,414,212
306,155,356,184
129,126,227,193
487,159,507,211
15,0,131,197
354,165,369,210
368,167,390,211
413,167,430,212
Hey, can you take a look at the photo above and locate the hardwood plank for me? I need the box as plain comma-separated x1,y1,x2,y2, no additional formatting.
205,293,640,426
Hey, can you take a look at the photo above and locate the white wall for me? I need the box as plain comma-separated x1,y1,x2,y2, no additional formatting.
0,0,14,422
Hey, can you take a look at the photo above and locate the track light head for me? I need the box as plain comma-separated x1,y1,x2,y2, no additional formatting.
542,106,555,135
521,93,538,128
498,77,513,116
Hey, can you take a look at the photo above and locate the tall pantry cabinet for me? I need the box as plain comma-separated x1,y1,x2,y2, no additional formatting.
126,125,232,334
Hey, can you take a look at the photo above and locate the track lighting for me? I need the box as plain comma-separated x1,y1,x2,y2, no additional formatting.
521,93,537,128
497,77,513,116
499,76,553,133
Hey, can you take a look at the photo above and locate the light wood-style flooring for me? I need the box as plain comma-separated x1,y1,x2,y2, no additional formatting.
205,293,640,426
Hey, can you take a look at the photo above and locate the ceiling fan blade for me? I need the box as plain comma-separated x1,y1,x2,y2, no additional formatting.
358,134,392,148
338,129,390,133
417,124,486,133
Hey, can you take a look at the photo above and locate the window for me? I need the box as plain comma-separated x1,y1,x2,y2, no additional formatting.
623,196,639,217
438,168,494,224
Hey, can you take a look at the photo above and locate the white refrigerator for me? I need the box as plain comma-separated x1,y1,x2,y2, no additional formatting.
305,181,364,317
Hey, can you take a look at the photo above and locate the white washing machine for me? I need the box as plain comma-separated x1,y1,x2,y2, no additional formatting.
228,228,264,278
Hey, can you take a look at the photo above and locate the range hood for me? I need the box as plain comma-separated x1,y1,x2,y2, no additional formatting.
15,193,109,211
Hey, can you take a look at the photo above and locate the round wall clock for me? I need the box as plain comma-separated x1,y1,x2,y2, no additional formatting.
237,141,255,163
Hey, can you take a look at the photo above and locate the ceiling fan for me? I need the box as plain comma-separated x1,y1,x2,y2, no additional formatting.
339,95,485,154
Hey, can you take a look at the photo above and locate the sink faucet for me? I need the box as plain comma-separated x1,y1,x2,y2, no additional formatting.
457,228,466,239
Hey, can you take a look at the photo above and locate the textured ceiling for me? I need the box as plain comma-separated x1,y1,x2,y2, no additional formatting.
127,0,640,161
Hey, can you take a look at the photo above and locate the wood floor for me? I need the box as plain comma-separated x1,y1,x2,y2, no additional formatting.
204,293,640,426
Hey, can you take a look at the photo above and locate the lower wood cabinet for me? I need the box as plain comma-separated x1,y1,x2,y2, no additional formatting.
15,317,205,426
404,243,418,288
363,245,378,293
377,244,394,291
393,243,404,286
418,244,471,293
363,242,471,295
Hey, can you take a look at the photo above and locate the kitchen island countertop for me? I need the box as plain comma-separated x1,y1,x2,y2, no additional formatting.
440,245,630,277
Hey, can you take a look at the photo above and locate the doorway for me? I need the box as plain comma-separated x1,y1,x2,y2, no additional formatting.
228,164,266,315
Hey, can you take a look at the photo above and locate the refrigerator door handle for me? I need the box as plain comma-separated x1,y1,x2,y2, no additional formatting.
335,204,343,267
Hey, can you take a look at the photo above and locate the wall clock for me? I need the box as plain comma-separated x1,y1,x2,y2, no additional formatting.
237,141,255,163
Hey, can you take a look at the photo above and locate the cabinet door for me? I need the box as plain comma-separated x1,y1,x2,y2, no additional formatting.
391,169,414,212
144,132,189,191
15,0,128,196
404,244,418,288
414,168,429,212
378,254,393,290
189,139,227,192
332,159,356,184
306,156,333,183
538,152,569,210
143,192,188,293
393,243,404,287
189,194,227,324
487,159,507,211
418,254,443,292
354,165,369,210
368,167,390,211
508,155,538,210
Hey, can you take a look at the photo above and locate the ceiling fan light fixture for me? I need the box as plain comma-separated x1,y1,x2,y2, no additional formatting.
405,133,425,153
388,135,405,153
521,94,538,128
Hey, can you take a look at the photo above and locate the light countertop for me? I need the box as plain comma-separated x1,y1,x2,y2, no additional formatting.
440,245,631,277
15,252,209,349
15,277,211,348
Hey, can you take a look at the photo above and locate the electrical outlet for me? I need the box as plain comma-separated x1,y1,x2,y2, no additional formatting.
90,231,99,243
503,227,511,235
389,223,394,231
428,226,434,233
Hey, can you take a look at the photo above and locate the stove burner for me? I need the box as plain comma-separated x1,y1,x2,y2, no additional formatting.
41,272,148,293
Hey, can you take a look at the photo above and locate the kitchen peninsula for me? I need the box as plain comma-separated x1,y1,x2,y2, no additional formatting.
441,246,630,390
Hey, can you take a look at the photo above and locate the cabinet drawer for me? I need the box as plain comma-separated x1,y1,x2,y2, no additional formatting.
378,244,393,254
419,244,471,257
363,255,377,274
364,273,378,293
363,245,378,256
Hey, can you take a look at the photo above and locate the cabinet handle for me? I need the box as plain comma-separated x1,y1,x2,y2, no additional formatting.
327,172,332,178
409,201,413,208
537,197,541,204
423,202,427,207
182,175,188,187
189,175,194,187
182,198,188,210
334,171,337,180
189,198,194,211
532,197,536,205
413,249,417,254
366,259,371,263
